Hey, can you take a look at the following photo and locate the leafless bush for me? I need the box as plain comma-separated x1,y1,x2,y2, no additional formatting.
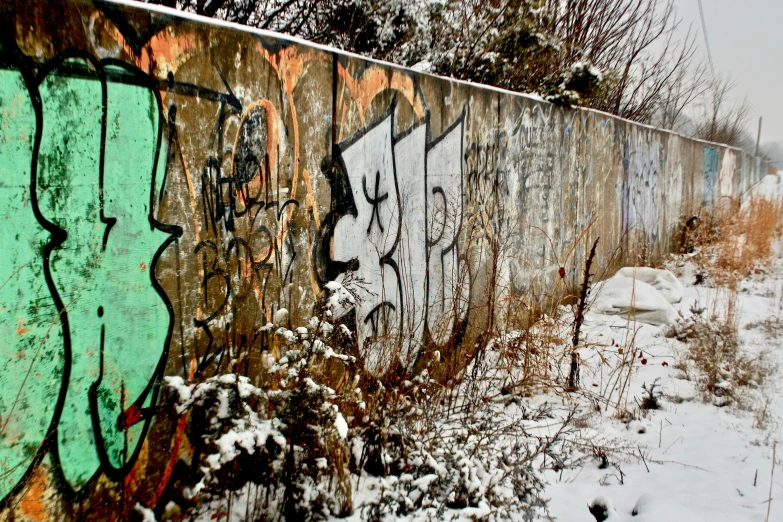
567,237,600,391
355,351,577,522
640,378,662,410
746,316,783,340
543,0,703,124
669,295,771,408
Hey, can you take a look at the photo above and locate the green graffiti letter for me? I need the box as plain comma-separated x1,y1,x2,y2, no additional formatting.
0,68,65,503
37,58,171,491
37,58,105,490
91,64,171,475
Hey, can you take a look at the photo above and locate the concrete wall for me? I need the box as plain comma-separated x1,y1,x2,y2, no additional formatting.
0,0,765,515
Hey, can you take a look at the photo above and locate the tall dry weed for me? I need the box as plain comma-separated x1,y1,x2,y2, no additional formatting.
690,196,783,286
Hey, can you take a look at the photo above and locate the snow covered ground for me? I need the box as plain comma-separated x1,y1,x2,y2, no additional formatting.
544,174,783,521
544,277,783,521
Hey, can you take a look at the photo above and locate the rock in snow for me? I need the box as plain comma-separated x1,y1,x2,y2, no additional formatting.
588,495,618,521
592,269,681,326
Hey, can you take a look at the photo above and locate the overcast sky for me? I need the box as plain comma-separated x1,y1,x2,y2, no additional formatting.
672,0,783,145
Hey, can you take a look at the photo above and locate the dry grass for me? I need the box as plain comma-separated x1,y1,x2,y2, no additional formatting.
668,196,783,407
689,196,783,286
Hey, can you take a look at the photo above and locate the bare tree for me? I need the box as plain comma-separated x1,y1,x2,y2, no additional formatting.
425,0,572,94
693,73,753,147
655,60,709,132
543,0,704,124
144,0,420,62
146,0,328,32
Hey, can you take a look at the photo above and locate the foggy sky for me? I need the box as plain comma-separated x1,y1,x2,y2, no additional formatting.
673,0,783,145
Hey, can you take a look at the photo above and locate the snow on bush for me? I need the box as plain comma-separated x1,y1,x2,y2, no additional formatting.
163,282,362,520
355,339,580,522
667,303,771,407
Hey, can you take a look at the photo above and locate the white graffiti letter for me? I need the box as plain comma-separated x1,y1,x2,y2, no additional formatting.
333,111,401,375
394,123,427,365
426,117,468,345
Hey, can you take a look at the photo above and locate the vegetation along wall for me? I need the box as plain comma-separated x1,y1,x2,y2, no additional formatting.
0,0,765,516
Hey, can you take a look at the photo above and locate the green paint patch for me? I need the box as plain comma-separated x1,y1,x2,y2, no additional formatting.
36,59,171,491
0,69,64,502
0,57,173,500
38,60,106,490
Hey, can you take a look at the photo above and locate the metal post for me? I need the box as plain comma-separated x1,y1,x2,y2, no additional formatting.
755,116,762,156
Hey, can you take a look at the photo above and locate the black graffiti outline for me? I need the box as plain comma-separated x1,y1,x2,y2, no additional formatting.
193,239,231,372
98,0,337,362
182,65,305,364
364,302,397,339
362,170,389,234
95,1,180,56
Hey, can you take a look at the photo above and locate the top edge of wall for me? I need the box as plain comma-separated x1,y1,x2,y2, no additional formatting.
97,0,748,154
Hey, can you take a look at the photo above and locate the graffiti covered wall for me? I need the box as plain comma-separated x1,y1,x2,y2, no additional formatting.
0,0,765,517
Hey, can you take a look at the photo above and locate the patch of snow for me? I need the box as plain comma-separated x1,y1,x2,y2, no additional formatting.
325,279,356,318
334,412,348,439
615,267,684,304
592,271,680,326
257,321,275,332
276,327,296,343
134,503,157,522
273,308,288,325
164,376,193,407
411,60,432,72
207,418,285,470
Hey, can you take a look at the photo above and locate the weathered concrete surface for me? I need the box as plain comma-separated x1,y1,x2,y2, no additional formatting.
0,0,766,517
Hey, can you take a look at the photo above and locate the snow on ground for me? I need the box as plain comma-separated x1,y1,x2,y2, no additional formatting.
334,250,783,521
751,173,783,202
543,175,783,521
545,277,783,521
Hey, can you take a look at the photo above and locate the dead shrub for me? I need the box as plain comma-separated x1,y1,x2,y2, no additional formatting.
671,297,771,407
355,354,576,522
745,316,783,339
639,378,662,410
